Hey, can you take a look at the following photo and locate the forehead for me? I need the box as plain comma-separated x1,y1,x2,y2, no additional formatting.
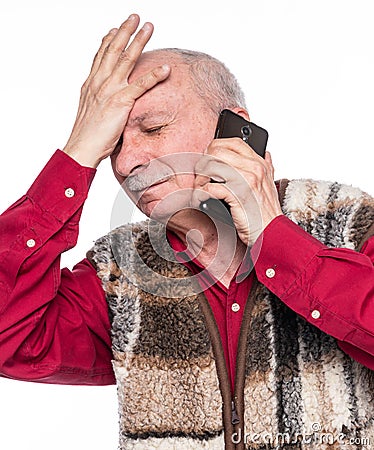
130,51,189,85
129,51,193,96
128,52,197,117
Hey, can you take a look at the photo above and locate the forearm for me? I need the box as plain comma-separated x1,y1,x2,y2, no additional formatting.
252,215,374,359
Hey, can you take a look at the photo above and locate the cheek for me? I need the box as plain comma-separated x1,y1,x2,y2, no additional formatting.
172,115,214,154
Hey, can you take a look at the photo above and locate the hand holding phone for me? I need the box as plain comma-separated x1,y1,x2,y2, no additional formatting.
199,109,269,225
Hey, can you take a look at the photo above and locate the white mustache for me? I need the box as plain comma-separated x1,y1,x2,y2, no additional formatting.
125,166,174,192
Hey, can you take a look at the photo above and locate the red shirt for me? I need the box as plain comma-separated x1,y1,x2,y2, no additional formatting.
0,150,373,388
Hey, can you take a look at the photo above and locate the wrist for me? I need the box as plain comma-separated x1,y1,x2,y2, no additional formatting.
62,145,100,169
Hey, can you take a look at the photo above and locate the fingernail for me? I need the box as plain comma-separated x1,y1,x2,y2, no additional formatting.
161,64,170,72
142,22,152,31
128,14,137,21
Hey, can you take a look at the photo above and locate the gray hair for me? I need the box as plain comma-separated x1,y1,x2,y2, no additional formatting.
153,48,247,114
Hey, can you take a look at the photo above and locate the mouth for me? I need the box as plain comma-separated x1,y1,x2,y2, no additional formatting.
143,178,173,195
132,175,173,194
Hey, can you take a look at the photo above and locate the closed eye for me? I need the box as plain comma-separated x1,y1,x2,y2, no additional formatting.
145,125,165,134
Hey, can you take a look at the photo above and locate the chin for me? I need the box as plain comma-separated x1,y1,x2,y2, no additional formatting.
140,198,192,225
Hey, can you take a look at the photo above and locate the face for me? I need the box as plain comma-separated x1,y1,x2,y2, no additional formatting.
110,52,218,223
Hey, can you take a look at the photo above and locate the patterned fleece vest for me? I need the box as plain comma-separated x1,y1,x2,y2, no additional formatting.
88,179,374,450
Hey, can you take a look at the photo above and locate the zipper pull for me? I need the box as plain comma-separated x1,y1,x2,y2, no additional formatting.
231,400,240,425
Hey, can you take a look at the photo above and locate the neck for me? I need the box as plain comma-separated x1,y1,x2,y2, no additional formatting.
166,209,247,287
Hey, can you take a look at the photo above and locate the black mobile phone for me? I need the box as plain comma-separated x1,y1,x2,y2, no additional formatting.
199,109,269,225
214,109,268,157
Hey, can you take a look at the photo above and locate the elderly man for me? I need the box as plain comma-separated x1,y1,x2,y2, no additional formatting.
0,14,373,450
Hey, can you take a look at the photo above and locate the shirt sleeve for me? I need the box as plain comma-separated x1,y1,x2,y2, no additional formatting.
251,215,374,369
0,150,115,385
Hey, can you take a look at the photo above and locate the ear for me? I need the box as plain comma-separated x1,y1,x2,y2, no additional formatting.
231,107,250,122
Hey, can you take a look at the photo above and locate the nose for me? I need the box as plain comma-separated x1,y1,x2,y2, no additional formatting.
113,133,151,178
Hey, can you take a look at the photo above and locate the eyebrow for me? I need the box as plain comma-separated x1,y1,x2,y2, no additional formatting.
127,111,174,127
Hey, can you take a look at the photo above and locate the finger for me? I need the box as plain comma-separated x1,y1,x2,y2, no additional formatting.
195,159,231,183
204,147,258,174
197,158,272,205
97,14,142,81
205,145,272,185
194,153,224,177
196,155,260,189
117,64,171,107
211,137,260,159
192,183,237,210
194,173,210,188
86,28,118,83
112,22,154,82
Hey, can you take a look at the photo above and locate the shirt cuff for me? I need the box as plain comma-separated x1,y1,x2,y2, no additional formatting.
26,150,96,223
251,215,325,296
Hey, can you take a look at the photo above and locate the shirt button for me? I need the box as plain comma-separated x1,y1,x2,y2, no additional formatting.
65,188,75,198
311,309,321,319
266,268,276,278
231,303,240,313
26,239,36,248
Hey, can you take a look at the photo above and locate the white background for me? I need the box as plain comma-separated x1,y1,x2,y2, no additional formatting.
0,1,373,449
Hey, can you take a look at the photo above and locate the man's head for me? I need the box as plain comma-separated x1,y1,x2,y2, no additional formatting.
111,48,247,224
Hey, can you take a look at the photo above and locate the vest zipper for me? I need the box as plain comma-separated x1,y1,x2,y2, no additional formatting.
231,399,240,425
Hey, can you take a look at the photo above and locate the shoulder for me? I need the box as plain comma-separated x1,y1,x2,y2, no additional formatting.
280,178,372,212
86,219,152,270
277,178,374,249
276,178,373,219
